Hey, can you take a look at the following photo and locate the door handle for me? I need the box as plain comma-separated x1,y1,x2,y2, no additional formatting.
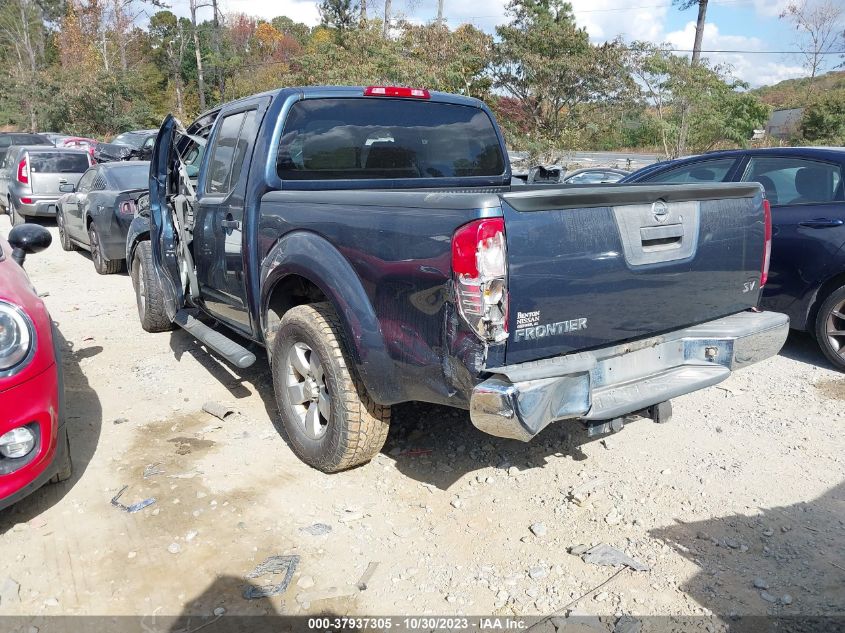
799,218,844,228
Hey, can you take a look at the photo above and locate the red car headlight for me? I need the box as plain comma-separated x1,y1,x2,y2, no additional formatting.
0,301,34,376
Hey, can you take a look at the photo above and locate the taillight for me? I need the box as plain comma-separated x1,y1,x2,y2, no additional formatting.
16,157,29,184
761,199,772,287
19,197,33,204
451,218,508,342
119,200,137,216
364,86,430,99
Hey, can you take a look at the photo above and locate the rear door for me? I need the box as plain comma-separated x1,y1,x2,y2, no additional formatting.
501,183,766,364
194,99,266,331
738,155,845,316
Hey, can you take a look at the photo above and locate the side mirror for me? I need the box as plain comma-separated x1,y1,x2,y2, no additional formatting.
8,224,52,266
59,183,75,193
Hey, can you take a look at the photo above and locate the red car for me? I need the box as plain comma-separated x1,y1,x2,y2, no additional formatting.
57,136,98,159
0,224,71,509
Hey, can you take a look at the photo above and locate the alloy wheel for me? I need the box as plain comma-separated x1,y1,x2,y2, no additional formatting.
285,342,331,440
826,298,845,361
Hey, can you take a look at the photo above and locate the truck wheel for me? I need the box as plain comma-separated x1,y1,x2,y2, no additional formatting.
272,302,391,473
57,209,77,251
49,430,73,484
89,225,122,274
815,285,845,371
131,240,174,333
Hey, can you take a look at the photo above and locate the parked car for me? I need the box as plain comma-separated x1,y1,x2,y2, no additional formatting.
94,129,157,163
0,133,52,164
56,161,149,274
562,167,630,184
0,223,72,510
56,136,99,159
0,147,92,225
623,147,845,371
128,85,786,472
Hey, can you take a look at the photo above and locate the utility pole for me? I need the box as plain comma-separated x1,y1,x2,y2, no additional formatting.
360,0,367,23
437,0,444,24
383,0,391,37
690,0,708,65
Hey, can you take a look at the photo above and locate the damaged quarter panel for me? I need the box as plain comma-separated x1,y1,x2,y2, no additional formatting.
257,191,501,407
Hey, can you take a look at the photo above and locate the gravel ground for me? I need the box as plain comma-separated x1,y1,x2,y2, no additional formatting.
0,216,843,625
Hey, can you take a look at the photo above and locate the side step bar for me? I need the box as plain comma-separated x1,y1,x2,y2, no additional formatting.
174,310,256,369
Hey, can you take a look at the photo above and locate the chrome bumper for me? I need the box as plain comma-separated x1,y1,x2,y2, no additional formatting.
470,311,789,441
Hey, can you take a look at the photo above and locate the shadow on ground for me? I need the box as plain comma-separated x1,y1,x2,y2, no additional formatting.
0,324,103,530
384,401,635,490
778,331,839,372
650,481,845,619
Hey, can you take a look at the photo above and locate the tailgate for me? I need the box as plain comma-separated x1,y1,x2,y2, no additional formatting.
501,183,766,365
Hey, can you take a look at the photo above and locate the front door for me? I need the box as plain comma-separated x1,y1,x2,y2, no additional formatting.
193,101,265,332
738,155,845,317
64,168,97,242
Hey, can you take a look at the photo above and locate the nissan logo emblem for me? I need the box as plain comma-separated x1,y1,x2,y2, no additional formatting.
652,200,669,223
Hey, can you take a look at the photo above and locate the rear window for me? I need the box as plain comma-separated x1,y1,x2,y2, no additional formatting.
29,152,90,173
12,134,51,145
277,98,505,181
112,133,144,148
110,164,150,190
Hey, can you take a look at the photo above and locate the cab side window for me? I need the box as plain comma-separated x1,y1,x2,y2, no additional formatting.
645,158,737,184
77,169,97,193
741,157,843,206
205,112,245,195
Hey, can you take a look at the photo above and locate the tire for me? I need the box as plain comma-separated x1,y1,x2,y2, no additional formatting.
815,284,845,372
88,224,122,274
9,198,25,226
56,209,78,251
272,302,390,472
49,430,73,484
131,240,174,333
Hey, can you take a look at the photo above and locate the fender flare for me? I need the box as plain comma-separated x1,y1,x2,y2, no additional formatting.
260,231,403,405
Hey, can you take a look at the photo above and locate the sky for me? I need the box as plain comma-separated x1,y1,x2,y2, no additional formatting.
169,0,827,88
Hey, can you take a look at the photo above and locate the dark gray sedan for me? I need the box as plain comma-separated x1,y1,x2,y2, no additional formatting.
56,161,150,274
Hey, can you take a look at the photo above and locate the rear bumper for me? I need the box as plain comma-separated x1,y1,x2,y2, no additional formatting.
470,310,789,441
14,195,60,217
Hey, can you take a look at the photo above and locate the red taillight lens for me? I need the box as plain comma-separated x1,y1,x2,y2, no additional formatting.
19,197,33,204
16,157,29,184
452,218,508,342
364,86,431,99
761,199,772,287
119,200,137,215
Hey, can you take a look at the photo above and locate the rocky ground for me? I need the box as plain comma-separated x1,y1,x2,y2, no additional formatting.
0,216,843,628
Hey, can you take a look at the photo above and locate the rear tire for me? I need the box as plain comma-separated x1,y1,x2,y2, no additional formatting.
9,199,25,226
89,224,122,274
815,285,845,372
272,302,390,473
131,240,174,333
57,209,78,251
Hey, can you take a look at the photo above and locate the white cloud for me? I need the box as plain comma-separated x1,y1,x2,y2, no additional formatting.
569,0,671,43
747,0,790,18
665,20,807,86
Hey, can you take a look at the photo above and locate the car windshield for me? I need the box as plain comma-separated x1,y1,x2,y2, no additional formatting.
29,152,90,173
111,133,145,148
110,164,150,190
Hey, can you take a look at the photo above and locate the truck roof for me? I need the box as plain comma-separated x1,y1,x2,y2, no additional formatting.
198,85,486,118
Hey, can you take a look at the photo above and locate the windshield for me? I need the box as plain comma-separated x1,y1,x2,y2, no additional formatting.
111,133,144,148
29,152,90,173
277,98,505,180
110,163,150,190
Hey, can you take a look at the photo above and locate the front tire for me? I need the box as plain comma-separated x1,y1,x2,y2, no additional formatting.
49,430,73,484
57,209,78,251
815,285,845,371
131,240,173,333
272,303,390,473
88,224,122,274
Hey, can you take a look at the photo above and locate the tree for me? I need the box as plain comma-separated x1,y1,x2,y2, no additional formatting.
780,0,844,79
318,0,359,39
493,0,631,154
800,90,845,142
149,10,190,118
0,0,47,130
188,0,210,110
673,0,708,64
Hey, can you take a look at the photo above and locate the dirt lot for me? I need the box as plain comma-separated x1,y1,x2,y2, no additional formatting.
1,215,843,625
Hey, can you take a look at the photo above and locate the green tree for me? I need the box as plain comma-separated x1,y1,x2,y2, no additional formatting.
800,91,845,143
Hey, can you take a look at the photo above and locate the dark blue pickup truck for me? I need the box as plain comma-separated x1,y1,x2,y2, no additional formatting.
127,86,789,472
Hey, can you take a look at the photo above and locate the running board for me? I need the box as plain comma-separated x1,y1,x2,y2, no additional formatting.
174,310,256,369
